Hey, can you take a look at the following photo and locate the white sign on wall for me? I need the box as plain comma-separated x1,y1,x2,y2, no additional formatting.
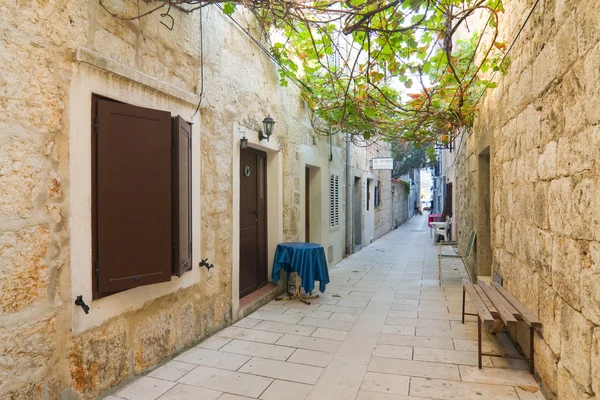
371,158,394,170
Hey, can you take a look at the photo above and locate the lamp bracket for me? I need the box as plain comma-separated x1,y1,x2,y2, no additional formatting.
258,130,269,141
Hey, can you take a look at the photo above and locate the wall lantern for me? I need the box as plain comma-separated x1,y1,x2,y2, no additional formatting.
258,115,275,141
240,136,249,149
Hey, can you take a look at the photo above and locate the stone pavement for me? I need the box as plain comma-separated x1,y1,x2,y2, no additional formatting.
104,216,545,400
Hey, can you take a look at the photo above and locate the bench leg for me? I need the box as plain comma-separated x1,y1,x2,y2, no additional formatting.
477,316,482,369
529,326,535,374
461,287,465,324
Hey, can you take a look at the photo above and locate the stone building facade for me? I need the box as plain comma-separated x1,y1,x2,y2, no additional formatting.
344,139,393,252
391,179,409,228
0,1,398,398
450,0,600,398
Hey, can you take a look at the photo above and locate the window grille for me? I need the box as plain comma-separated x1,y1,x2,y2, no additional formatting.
329,174,339,228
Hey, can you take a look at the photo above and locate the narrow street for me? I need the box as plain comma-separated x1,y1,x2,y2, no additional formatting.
106,216,543,400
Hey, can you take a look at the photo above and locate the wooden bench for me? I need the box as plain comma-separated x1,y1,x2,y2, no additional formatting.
438,231,476,285
461,279,542,373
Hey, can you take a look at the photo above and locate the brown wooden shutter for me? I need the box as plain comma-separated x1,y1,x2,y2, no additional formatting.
172,116,192,277
94,98,172,295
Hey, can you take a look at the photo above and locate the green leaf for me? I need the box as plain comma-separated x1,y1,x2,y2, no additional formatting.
222,2,236,15
364,108,377,118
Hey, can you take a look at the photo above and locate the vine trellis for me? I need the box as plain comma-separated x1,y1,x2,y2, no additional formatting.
100,0,509,146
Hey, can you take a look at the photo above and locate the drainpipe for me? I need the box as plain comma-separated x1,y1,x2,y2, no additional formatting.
345,133,353,256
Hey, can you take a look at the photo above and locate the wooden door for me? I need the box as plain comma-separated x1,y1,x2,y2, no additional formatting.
353,177,362,246
305,167,310,242
239,149,268,298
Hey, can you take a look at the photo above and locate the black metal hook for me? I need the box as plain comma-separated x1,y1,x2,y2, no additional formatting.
199,258,214,270
75,295,90,314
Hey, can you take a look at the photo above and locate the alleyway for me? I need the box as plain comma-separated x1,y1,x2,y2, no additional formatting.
105,216,544,400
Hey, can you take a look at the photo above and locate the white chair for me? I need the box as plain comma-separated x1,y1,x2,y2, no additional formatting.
432,217,451,242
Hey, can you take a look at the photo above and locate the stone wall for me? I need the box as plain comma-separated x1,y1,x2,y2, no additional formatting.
452,0,600,398
348,139,393,246
374,170,393,240
392,180,409,227
0,1,346,398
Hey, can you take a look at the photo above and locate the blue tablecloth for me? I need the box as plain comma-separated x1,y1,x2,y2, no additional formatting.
271,242,330,294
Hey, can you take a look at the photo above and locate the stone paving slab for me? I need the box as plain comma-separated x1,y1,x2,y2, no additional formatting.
104,216,544,400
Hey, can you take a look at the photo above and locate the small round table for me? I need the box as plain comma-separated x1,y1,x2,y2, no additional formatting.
271,242,330,304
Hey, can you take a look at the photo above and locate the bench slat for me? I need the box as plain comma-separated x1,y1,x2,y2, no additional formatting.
492,282,542,328
478,282,518,326
473,284,497,314
462,280,494,324
489,285,520,319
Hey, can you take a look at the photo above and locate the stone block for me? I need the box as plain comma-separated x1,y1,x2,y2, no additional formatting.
592,242,600,269
576,0,600,55
521,268,540,315
70,319,130,397
512,67,530,112
516,156,526,184
93,2,139,48
534,337,558,394
581,268,600,326
0,134,47,219
548,178,573,236
516,105,541,152
93,28,135,67
561,303,593,389
532,40,558,98
176,300,201,349
504,220,514,255
593,328,600,397
556,130,596,177
141,53,169,82
0,315,56,393
593,179,600,243
540,90,563,145
556,14,579,77
539,282,562,355
571,177,596,240
513,222,530,263
535,229,553,284
583,43,600,126
0,226,50,313
502,161,512,186
503,118,517,155
0,26,65,131
505,81,520,121
551,236,583,310
554,0,578,23
557,364,594,399
533,182,549,229
537,141,556,180
560,61,587,137
134,309,175,373
3,380,43,400
538,0,556,34
494,215,504,248
526,149,539,183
